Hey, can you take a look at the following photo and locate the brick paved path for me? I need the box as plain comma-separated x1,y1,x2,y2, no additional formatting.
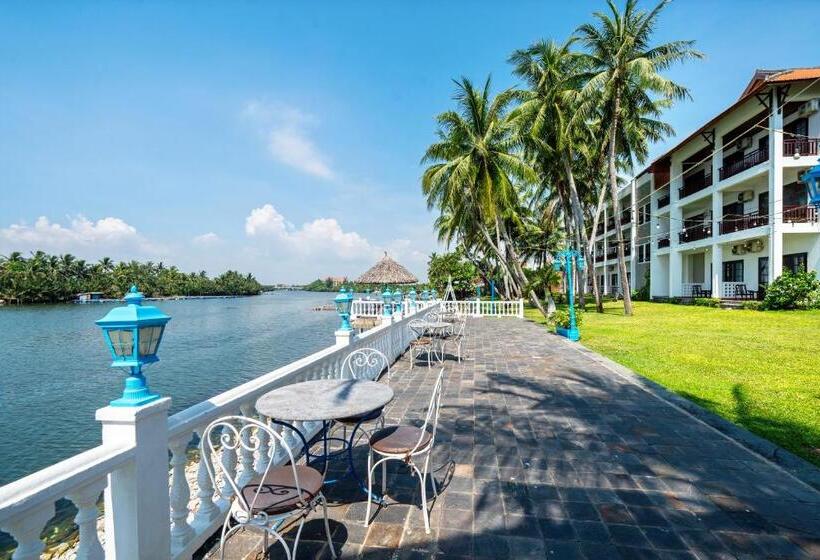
202,318,820,559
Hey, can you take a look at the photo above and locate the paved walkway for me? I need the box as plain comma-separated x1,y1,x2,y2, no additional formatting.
200,317,820,559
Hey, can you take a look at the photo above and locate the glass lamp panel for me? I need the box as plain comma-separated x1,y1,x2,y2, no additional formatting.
108,328,135,358
138,325,163,358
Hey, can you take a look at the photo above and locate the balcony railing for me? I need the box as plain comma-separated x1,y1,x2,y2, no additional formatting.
784,137,820,157
657,194,670,209
719,211,769,234
783,204,818,223
621,211,631,225
678,170,713,199
657,236,670,249
679,223,712,244
719,147,768,181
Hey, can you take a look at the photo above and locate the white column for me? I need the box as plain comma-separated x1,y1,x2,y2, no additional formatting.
711,244,723,299
669,159,684,297
335,328,356,346
770,89,784,281
96,398,172,560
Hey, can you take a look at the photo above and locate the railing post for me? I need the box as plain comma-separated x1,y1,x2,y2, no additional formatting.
517,299,524,318
96,398,172,560
335,328,356,346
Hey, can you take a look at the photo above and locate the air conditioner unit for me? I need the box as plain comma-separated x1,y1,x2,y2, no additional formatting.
731,244,747,256
737,190,755,203
746,239,764,253
798,98,820,117
735,136,753,151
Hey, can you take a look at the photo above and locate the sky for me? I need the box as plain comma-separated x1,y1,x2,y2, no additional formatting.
2,1,820,284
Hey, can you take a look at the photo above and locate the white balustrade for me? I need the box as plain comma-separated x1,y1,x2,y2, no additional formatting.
67,479,106,560
169,437,195,551
722,281,744,299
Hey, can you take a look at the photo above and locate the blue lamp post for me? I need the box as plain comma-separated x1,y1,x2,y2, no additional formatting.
552,248,585,342
334,287,353,331
801,158,820,208
95,285,171,407
421,289,429,301
393,288,403,313
408,287,417,311
432,288,438,300
382,287,393,317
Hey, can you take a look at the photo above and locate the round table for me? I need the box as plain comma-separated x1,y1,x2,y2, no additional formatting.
255,379,394,497
418,321,451,361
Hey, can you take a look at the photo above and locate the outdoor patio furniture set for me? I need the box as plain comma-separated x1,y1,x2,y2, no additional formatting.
200,315,466,559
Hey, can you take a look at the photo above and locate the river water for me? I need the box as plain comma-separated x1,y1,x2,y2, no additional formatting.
0,291,340,486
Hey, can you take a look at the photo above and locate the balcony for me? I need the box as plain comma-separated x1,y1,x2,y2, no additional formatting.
596,223,604,236
657,193,670,209
719,211,768,235
784,137,820,158
678,169,713,199
621,210,631,225
679,223,712,244
658,236,670,249
783,204,818,223
719,147,768,181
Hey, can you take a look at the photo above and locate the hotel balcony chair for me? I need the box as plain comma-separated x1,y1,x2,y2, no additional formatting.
408,319,435,369
200,415,336,560
330,348,391,442
365,368,444,534
691,285,712,298
734,284,758,300
442,317,467,363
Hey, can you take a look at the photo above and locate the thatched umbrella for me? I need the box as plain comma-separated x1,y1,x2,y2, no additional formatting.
356,252,418,285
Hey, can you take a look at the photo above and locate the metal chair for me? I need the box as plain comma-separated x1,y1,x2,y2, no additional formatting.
408,319,434,369
332,348,391,437
201,415,336,560
443,318,466,362
365,368,445,534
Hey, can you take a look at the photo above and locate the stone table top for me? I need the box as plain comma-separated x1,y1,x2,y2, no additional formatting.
255,379,394,422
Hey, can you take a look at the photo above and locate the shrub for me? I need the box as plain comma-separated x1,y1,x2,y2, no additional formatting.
550,307,583,329
669,297,682,305
762,270,820,310
742,301,763,311
693,297,718,308
634,269,651,301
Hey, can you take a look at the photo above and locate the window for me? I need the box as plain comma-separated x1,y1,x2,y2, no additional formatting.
783,253,808,274
638,243,651,263
723,260,744,283
784,182,806,207
638,203,651,225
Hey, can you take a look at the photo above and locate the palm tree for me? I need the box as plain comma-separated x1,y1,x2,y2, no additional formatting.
421,76,549,316
575,0,702,315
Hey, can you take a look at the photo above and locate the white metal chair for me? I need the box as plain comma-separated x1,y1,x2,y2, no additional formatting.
365,368,445,534
443,318,466,362
332,348,391,436
201,415,336,560
408,319,434,369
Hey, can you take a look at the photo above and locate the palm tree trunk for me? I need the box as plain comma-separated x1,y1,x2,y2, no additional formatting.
606,96,633,316
586,182,608,313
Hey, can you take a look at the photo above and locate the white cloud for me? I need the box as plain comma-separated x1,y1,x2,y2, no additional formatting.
245,203,374,260
1,215,149,250
243,100,334,180
192,232,222,246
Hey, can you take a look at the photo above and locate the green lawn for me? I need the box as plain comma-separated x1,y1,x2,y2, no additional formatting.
525,301,820,467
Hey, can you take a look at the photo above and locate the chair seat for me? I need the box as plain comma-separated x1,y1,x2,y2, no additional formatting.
240,465,323,515
336,406,383,425
410,337,433,346
369,425,432,455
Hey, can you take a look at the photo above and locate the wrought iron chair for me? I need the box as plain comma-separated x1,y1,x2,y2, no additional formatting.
408,319,434,369
331,348,391,441
201,415,336,560
365,368,445,534
443,317,467,362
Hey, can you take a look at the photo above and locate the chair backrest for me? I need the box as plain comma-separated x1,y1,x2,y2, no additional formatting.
426,310,440,323
341,347,390,382
408,318,428,338
200,415,309,518
410,368,445,454
452,318,466,339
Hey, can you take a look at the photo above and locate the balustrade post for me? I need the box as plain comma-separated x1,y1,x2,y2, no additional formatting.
0,503,53,560
96,397,172,560
335,328,356,346
238,404,257,486
168,438,195,551
67,479,106,560
193,427,221,526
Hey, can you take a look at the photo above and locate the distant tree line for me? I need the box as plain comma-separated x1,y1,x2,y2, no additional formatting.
0,251,262,304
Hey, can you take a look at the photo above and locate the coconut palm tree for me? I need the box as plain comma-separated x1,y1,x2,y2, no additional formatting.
575,0,702,315
421,76,549,316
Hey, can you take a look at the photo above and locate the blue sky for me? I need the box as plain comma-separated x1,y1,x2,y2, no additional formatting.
2,1,819,283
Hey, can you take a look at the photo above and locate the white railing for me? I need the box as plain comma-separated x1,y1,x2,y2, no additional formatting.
0,304,437,560
722,281,745,299
352,298,524,319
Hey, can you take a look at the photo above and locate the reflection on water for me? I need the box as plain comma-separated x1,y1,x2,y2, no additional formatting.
0,291,339,485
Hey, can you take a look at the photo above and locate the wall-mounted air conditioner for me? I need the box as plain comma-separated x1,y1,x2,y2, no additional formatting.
798,98,820,117
735,136,753,151
731,244,747,255
737,190,755,203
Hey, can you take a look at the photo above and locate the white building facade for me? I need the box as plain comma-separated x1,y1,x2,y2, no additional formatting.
593,68,820,300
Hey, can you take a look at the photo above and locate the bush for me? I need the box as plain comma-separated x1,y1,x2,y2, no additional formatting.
669,297,682,305
634,269,651,301
693,297,718,308
742,301,763,311
762,270,820,310
550,307,583,329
